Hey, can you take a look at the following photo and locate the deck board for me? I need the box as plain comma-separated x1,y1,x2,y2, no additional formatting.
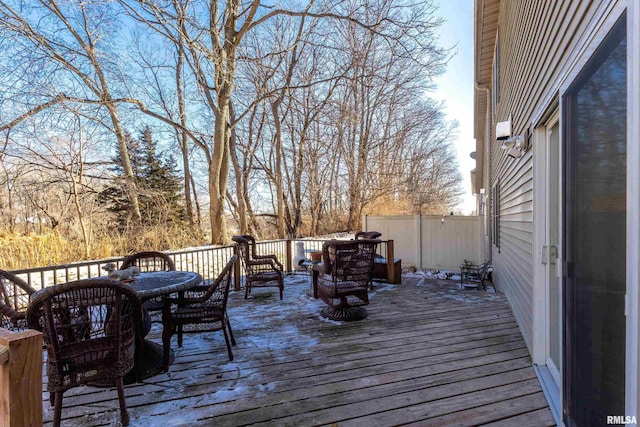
39,274,553,426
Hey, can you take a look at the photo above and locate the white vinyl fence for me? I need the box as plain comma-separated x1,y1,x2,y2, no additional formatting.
363,215,485,271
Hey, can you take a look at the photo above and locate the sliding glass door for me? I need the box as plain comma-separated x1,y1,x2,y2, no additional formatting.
563,14,627,427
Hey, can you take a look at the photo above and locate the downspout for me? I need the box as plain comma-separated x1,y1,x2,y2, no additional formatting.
475,82,491,262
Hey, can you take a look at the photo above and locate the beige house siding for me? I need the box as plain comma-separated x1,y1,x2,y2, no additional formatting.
482,0,606,352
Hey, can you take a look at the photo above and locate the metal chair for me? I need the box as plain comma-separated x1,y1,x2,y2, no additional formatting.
26,279,144,427
313,239,380,321
232,235,284,300
162,255,237,371
0,269,36,331
460,261,492,291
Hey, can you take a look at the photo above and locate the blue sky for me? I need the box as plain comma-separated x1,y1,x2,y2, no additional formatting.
432,0,476,214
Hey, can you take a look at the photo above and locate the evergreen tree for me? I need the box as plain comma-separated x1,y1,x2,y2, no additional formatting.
100,127,186,229
99,131,141,227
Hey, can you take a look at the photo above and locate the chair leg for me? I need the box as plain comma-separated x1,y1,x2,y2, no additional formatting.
53,391,63,427
222,325,234,361
279,278,283,300
312,270,319,299
162,321,172,371
115,377,130,426
244,283,250,299
227,317,236,346
177,325,183,347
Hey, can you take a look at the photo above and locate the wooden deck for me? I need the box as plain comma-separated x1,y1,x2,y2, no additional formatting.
41,274,555,426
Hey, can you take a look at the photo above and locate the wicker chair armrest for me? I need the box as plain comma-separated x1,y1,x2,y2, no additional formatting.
0,304,22,319
246,258,279,269
253,254,277,260
165,282,222,306
253,254,283,270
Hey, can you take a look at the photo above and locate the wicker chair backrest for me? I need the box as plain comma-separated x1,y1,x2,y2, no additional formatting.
322,239,380,282
26,279,143,392
232,235,252,263
120,251,175,272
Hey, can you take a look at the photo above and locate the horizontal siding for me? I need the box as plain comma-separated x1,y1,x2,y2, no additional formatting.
487,0,607,351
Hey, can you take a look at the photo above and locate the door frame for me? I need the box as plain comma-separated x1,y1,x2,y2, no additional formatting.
532,1,638,420
555,1,637,419
627,0,640,417
532,109,562,424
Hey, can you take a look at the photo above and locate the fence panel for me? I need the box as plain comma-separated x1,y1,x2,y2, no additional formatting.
364,214,484,271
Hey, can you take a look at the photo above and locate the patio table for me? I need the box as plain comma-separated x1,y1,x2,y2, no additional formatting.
126,270,202,382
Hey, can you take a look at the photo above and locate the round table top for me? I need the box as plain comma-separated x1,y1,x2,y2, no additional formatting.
126,271,202,300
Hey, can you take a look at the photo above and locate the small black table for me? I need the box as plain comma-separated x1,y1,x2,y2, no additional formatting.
127,271,202,381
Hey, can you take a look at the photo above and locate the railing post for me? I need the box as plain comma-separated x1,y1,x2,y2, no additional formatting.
386,240,396,284
415,213,422,270
233,244,241,291
285,239,292,273
0,328,43,427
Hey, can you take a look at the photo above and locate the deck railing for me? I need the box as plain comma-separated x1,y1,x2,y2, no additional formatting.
0,327,43,426
7,237,397,291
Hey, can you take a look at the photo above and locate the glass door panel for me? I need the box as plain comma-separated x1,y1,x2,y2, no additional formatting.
563,15,626,427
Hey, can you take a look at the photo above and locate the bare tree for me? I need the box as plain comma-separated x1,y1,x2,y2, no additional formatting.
0,1,143,225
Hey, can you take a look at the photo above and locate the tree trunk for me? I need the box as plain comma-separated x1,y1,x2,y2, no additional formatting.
271,102,286,238
209,101,230,244
175,32,196,228
229,103,248,234
105,102,142,225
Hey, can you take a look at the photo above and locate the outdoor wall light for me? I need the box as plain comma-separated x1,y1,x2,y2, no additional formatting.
507,146,524,159
502,131,529,159
501,133,524,150
496,117,512,141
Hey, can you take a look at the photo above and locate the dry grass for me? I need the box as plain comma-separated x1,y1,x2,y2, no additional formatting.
0,225,208,271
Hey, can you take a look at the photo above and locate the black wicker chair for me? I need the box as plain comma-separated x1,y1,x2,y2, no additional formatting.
120,251,176,321
26,279,144,427
0,269,36,331
312,239,380,321
162,255,237,371
232,235,284,300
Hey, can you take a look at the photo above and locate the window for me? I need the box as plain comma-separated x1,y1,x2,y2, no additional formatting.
491,182,500,250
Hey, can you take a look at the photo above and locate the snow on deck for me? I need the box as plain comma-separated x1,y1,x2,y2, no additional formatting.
40,272,554,426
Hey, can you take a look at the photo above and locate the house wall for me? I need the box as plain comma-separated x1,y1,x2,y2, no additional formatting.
486,0,608,352
364,215,484,270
